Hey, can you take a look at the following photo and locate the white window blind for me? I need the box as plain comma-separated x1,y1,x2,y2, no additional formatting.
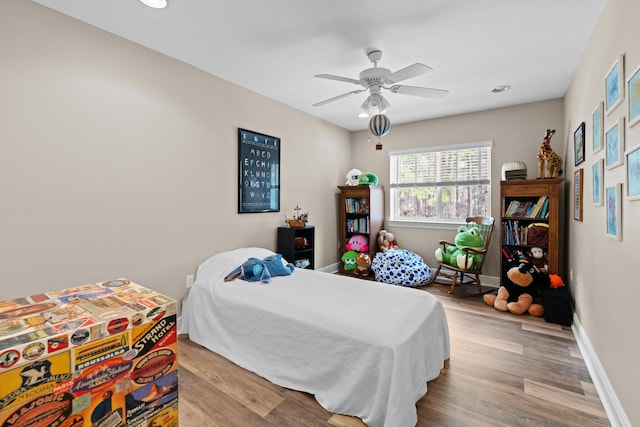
389,141,492,223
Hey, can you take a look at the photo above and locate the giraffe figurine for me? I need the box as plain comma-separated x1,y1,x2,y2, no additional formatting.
537,129,562,178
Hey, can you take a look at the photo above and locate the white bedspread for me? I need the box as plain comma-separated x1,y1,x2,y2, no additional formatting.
179,248,450,427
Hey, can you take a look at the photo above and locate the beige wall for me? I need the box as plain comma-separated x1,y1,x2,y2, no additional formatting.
564,0,639,424
0,0,351,304
1,0,637,424
350,99,565,280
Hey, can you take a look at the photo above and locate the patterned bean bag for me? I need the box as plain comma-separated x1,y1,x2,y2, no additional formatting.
371,249,433,287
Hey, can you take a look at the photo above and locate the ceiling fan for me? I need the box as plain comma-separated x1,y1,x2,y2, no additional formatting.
312,48,449,115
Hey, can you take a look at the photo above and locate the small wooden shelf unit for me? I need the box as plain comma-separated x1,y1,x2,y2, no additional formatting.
277,225,315,269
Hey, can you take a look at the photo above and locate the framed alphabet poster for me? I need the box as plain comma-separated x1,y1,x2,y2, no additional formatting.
238,128,280,213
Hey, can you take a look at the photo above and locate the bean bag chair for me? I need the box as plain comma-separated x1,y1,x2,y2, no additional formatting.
371,249,433,287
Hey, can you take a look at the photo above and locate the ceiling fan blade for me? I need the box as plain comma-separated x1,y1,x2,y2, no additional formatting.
389,84,449,98
384,63,433,84
314,74,362,85
312,89,365,107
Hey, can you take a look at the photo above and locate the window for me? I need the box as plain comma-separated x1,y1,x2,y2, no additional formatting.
389,141,492,225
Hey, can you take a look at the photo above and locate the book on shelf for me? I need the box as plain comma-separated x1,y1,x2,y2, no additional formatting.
539,198,549,219
505,196,548,218
345,197,370,214
345,218,370,233
503,219,547,246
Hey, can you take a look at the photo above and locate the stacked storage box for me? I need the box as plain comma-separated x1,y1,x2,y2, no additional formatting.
0,279,178,427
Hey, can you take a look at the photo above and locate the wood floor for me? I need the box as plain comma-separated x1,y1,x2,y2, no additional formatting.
177,284,610,426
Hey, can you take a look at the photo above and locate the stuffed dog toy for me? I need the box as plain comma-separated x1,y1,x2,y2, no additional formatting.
483,259,548,316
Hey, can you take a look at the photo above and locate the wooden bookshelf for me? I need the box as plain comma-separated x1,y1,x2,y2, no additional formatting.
500,179,564,282
337,185,384,273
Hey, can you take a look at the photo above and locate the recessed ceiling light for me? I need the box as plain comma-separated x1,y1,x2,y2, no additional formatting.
491,85,511,93
139,0,167,9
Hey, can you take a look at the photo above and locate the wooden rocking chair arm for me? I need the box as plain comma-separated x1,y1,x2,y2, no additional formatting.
458,246,487,255
438,239,456,247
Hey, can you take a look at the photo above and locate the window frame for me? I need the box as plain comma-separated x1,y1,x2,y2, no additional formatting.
388,140,493,229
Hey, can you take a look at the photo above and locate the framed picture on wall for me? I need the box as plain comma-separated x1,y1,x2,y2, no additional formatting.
628,65,640,127
238,128,281,213
626,145,640,200
574,122,585,166
592,102,604,153
605,183,622,240
592,159,604,206
605,54,624,114
605,118,625,170
574,168,583,221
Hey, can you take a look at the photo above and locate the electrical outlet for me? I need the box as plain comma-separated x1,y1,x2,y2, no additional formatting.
186,274,194,288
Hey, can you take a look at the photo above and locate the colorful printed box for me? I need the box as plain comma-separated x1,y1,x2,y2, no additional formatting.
0,279,177,427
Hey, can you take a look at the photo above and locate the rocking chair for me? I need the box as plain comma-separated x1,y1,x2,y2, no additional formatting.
433,216,495,296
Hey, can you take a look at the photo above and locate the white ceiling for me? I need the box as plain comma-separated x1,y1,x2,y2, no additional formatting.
32,0,606,131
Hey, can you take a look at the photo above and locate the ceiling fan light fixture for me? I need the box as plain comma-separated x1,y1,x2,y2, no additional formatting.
139,0,168,9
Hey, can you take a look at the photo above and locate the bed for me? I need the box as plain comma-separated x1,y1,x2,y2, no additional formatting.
178,247,450,427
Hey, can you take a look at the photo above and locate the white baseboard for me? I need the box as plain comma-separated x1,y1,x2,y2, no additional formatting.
319,262,340,273
572,315,631,427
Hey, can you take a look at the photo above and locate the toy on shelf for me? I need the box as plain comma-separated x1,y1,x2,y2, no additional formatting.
358,172,379,186
345,169,363,186
528,247,549,273
346,234,369,253
549,274,565,288
286,205,307,228
536,129,563,179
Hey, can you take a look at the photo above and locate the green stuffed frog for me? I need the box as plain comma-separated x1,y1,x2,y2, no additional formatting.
435,224,485,270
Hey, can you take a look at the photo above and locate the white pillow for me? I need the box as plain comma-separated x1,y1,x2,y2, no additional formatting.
195,247,277,284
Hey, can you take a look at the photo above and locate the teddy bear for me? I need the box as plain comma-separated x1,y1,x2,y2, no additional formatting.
434,224,485,270
346,234,369,253
377,230,398,253
483,259,548,316
353,253,372,277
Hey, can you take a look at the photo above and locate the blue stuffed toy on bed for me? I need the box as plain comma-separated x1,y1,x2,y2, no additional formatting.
224,254,295,283
371,249,433,287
